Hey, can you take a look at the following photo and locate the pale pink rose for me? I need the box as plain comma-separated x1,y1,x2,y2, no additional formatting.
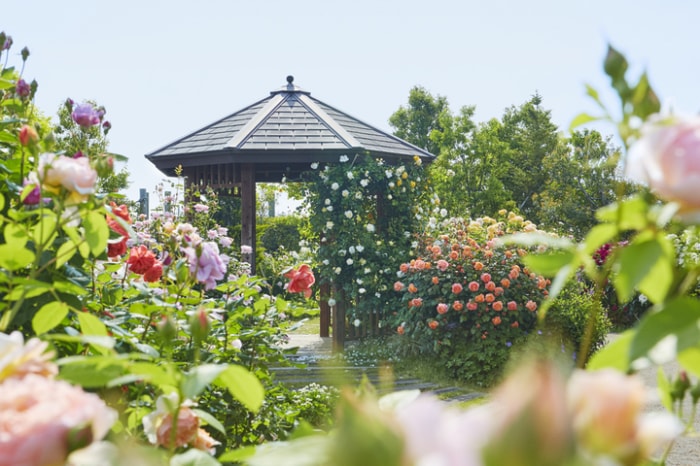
483,360,573,466
567,368,680,464
627,114,700,220
393,392,495,466
0,375,117,466
155,407,200,449
0,331,57,381
192,428,221,454
38,153,97,197
436,259,449,272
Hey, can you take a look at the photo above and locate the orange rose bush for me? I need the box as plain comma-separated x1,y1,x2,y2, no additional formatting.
392,213,552,385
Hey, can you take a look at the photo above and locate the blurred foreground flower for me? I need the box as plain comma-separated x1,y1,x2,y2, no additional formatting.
0,331,57,381
626,114,700,221
0,374,117,466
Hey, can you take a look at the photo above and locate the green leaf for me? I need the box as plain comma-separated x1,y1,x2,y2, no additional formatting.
192,408,226,435
523,250,575,277
59,360,125,388
6,280,52,300
83,210,108,257
584,83,607,111
631,71,661,120
56,240,78,268
596,195,648,230
569,112,600,132
613,237,672,303
587,330,633,371
32,301,70,334
657,367,673,411
498,232,573,250
218,446,257,463
129,362,177,389
181,364,227,400
604,44,630,97
0,244,34,270
31,213,58,246
216,365,264,413
583,223,619,255
170,449,221,466
77,312,108,336
678,346,700,379
629,297,700,362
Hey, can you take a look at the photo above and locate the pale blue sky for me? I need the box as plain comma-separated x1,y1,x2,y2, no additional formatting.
5,1,699,205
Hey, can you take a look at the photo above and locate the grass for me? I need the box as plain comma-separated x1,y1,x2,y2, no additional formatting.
287,316,322,335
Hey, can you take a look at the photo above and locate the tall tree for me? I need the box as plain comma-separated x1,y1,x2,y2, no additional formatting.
496,94,559,223
389,86,452,156
538,130,623,238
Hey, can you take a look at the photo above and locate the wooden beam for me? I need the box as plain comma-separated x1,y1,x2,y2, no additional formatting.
241,163,256,273
319,282,330,338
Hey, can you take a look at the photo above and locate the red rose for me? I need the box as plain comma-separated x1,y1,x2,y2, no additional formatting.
284,264,315,298
107,237,128,258
143,261,163,283
127,245,156,274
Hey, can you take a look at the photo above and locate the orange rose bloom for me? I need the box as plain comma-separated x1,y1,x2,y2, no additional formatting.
452,301,464,311
507,301,518,311
397,325,405,335
428,320,439,330
492,301,503,311
468,281,480,292
485,281,496,292
127,245,156,275
284,264,316,298
501,278,511,288
475,294,485,303
474,261,484,271
485,293,495,303
408,283,418,294
526,300,538,312
436,303,449,315
432,276,439,285
466,301,478,311
492,316,502,326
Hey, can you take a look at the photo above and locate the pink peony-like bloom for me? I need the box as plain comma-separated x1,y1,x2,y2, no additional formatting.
394,281,405,292
627,114,700,221
284,264,316,298
193,203,209,213
468,281,480,292
184,242,228,290
71,103,102,127
143,393,220,454
37,153,97,200
568,369,682,464
0,331,57,381
436,303,449,315
127,245,157,275
436,259,449,272
451,283,463,294
0,374,117,466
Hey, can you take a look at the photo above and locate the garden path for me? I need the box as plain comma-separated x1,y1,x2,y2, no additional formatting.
278,334,482,403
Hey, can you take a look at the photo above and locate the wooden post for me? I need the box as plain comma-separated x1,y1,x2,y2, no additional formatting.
332,285,345,353
319,282,330,338
241,163,256,274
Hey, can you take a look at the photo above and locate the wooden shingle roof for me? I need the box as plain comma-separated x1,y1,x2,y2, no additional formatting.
145,76,434,181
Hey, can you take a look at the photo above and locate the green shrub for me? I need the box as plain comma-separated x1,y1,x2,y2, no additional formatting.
259,216,303,253
544,278,612,360
390,213,553,387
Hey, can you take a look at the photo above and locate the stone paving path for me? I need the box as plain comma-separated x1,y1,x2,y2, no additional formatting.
276,334,483,403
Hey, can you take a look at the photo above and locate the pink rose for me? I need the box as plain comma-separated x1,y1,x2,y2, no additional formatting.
0,375,117,466
627,115,700,220
436,259,449,272
0,331,57,381
38,153,97,199
284,264,316,298
567,369,682,463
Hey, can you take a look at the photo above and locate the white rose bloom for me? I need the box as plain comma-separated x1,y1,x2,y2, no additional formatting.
342,190,349,197
331,182,339,190
366,224,375,232
339,155,349,162
310,162,319,169
345,210,353,219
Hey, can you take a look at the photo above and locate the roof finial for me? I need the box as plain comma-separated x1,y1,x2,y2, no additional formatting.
286,75,294,84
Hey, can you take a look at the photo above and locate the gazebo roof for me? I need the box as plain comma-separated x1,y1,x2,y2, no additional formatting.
145,76,435,181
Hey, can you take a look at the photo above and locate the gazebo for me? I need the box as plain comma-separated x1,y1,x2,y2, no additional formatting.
145,76,434,343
